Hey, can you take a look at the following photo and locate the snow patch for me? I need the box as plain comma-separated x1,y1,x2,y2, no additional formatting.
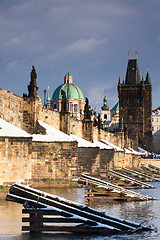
0,118,31,138
101,139,124,152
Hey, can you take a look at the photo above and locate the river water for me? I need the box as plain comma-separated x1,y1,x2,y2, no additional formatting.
0,182,160,240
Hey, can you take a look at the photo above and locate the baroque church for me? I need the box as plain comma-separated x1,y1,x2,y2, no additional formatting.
50,72,85,119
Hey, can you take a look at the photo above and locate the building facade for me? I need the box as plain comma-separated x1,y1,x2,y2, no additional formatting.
118,58,152,151
51,72,85,119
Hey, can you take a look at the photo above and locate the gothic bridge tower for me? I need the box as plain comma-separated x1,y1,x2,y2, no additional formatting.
118,58,152,151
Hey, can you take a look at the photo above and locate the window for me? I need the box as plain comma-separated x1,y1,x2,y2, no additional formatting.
128,109,135,122
104,114,107,120
74,104,78,113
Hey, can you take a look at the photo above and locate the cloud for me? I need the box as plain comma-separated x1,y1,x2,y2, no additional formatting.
66,38,108,53
6,37,20,46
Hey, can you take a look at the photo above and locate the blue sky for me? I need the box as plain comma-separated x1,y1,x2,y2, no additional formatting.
0,0,160,111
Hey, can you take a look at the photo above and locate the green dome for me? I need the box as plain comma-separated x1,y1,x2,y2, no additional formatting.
52,83,84,100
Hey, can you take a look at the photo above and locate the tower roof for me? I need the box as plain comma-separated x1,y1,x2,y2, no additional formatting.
145,70,151,84
111,102,119,111
125,59,141,85
51,72,84,100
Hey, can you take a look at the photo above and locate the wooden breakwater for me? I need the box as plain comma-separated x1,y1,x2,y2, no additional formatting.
108,169,154,189
78,174,155,201
6,183,153,235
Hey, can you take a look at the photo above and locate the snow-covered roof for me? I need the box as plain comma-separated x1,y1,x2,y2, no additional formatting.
32,120,75,142
0,118,31,138
124,148,133,154
93,140,113,150
138,147,150,156
128,147,144,155
101,139,124,152
70,134,94,147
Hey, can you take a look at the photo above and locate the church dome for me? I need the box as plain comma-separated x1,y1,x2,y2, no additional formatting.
51,73,84,100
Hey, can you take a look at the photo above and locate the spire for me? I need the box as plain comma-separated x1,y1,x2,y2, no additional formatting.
122,75,124,84
118,75,121,85
142,75,144,85
101,88,109,110
145,66,151,84
47,86,51,107
93,101,97,116
125,59,141,85
44,89,47,106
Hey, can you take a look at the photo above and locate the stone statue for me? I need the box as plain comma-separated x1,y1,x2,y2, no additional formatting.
28,66,38,97
84,97,92,120
30,66,37,85
98,113,101,130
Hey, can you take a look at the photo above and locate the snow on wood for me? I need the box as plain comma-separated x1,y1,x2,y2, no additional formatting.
6,183,153,235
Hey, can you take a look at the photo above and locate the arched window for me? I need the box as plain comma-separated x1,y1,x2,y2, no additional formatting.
104,114,107,120
74,104,78,112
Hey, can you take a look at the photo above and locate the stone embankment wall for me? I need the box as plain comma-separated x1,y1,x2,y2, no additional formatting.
31,141,78,187
0,137,32,185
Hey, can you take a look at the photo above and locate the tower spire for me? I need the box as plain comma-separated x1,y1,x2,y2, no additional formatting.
145,66,151,84
47,86,51,107
101,88,109,110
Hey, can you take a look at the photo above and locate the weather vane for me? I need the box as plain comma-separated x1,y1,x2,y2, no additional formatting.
135,51,138,58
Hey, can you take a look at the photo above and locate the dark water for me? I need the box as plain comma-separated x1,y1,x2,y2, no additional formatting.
0,183,160,240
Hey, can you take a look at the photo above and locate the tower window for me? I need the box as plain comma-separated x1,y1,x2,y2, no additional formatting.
104,114,107,120
74,104,78,112
128,109,135,122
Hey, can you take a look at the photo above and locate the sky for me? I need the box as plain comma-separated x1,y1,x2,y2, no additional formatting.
0,0,160,112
